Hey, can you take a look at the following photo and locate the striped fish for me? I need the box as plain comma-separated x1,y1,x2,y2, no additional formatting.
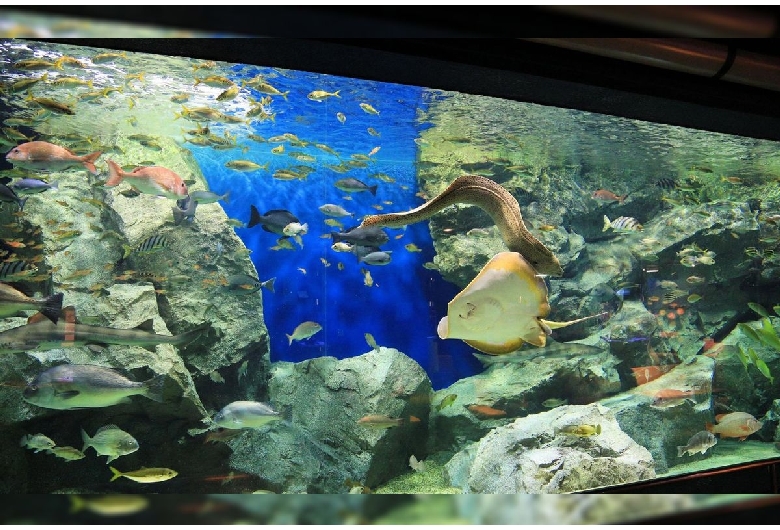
603,215,643,232
655,178,677,190
0,260,37,281
122,235,170,259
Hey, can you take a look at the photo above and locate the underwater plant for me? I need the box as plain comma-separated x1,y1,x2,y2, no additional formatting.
734,302,780,384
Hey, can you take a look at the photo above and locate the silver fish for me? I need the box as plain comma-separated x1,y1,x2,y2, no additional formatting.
358,250,392,266
213,400,281,429
81,424,139,463
20,433,56,452
23,364,168,410
677,430,717,457
0,312,207,354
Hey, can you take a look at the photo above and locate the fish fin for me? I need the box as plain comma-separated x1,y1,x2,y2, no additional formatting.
40,292,64,324
714,413,728,422
247,205,261,228
26,312,50,325
81,151,102,175
80,428,91,453
142,374,167,403
109,466,122,482
69,495,85,514
705,422,714,433
602,215,611,232
105,160,124,187
134,319,155,332
106,455,116,464
175,322,209,346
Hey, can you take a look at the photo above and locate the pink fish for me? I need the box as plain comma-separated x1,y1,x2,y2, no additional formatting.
106,159,188,199
706,411,763,441
5,141,102,175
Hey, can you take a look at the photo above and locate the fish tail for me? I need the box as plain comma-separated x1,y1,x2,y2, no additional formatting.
105,159,124,186
247,205,262,228
40,292,64,324
595,424,601,435
81,151,102,175
262,277,276,293
222,190,231,204
69,494,85,514
281,91,289,101
122,244,133,259
705,422,714,433
17,196,28,212
602,215,612,232
174,323,209,347
369,185,378,196
80,428,92,454
677,446,686,458
287,334,293,345
142,374,167,403
53,57,65,70
109,466,122,482
334,90,341,98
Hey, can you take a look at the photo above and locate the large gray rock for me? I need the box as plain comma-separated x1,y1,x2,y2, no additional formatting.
429,343,620,455
446,403,655,493
228,348,432,492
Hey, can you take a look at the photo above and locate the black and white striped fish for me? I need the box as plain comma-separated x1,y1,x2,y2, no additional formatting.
603,215,643,232
0,260,37,281
122,235,170,259
655,178,677,190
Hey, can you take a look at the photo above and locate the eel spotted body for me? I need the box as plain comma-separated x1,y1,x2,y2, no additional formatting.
360,175,563,276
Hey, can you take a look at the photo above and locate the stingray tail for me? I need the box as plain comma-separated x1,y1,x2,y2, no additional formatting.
540,312,609,332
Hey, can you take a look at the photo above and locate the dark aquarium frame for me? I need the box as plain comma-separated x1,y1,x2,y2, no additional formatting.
7,35,780,504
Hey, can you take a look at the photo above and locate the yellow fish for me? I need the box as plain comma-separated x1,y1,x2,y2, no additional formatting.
555,424,601,437
359,103,380,115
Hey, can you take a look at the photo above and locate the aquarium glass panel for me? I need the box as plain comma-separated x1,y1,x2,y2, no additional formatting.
2,38,780,497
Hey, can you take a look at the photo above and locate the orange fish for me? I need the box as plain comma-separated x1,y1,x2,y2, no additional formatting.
105,159,188,199
5,141,102,174
706,411,763,440
467,404,507,418
630,364,677,385
592,189,627,203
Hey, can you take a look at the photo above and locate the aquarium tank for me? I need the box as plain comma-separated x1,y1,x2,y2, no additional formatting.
2,37,780,500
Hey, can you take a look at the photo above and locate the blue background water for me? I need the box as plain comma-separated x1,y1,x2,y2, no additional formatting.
182,65,481,389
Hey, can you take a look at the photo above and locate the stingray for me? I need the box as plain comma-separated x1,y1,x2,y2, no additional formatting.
437,252,605,355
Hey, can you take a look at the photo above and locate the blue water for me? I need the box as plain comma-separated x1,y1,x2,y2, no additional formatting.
182,65,481,389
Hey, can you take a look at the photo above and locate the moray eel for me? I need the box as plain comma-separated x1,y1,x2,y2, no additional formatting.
360,175,563,276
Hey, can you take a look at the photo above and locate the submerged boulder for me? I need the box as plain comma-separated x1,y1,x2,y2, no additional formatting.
445,403,655,493
227,348,431,493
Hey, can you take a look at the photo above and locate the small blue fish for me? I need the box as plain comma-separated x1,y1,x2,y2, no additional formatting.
9,178,58,195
